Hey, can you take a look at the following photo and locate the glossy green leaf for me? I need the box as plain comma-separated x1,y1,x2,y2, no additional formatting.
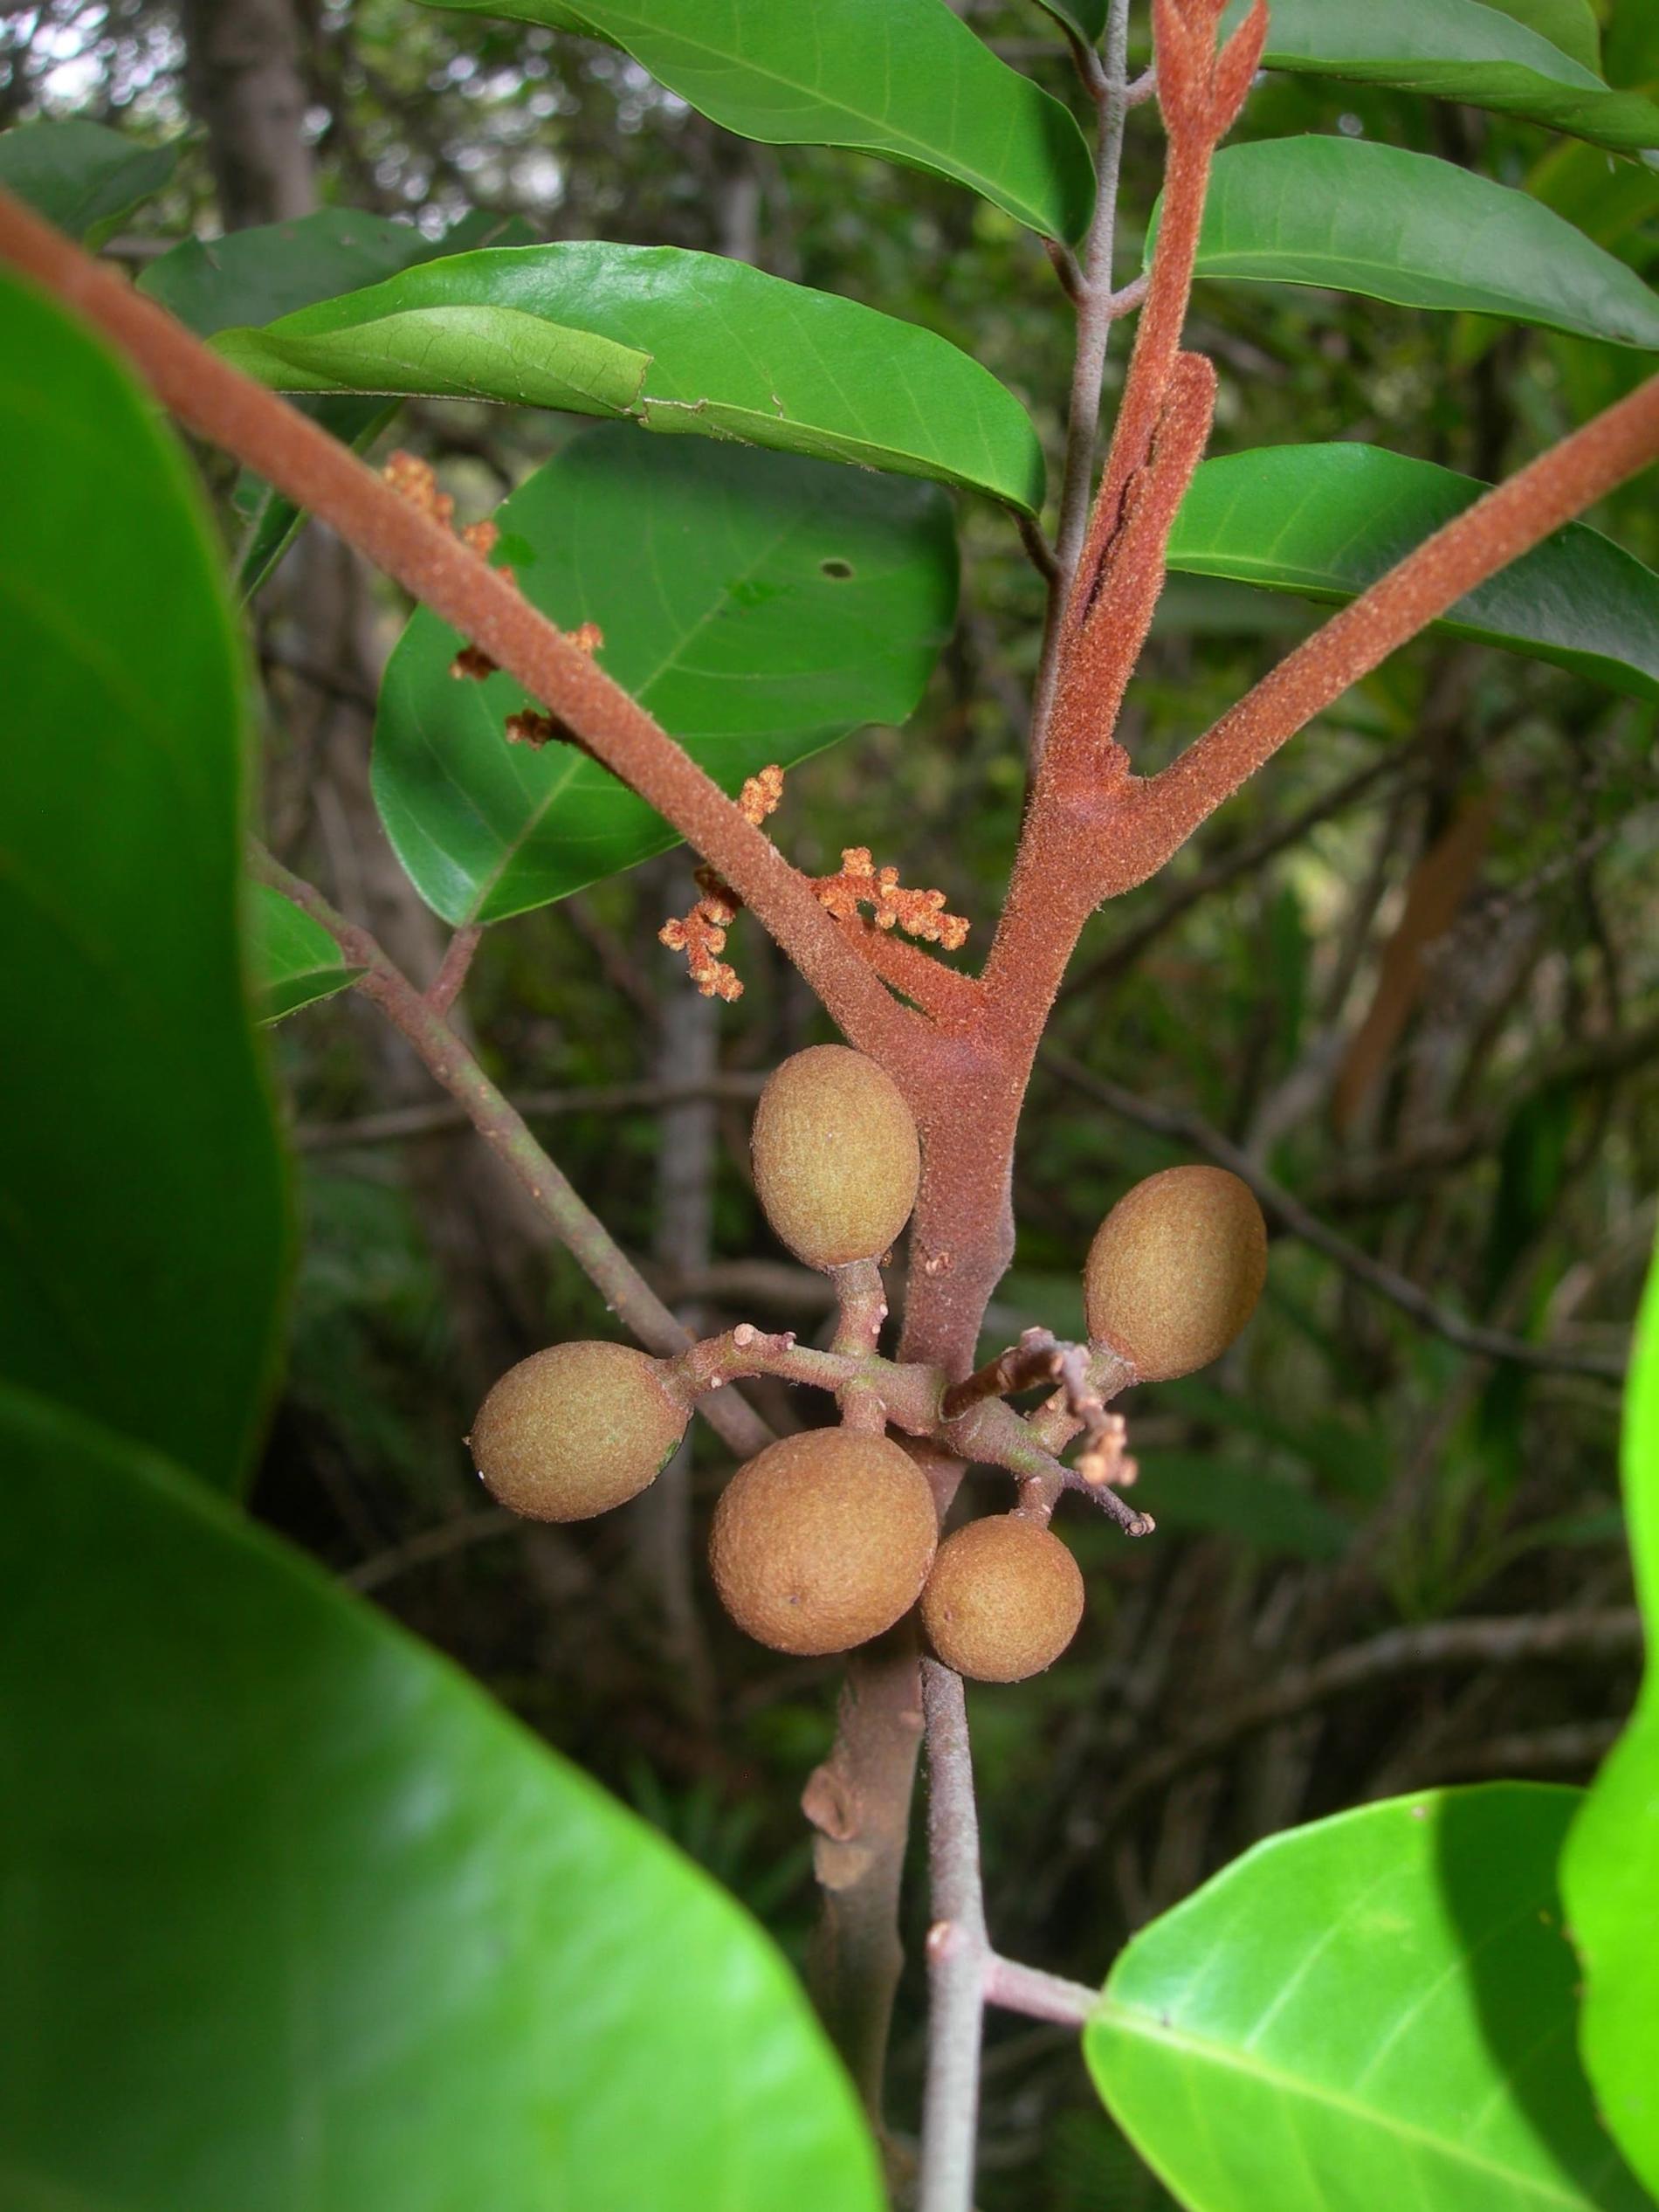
1088,1786,1646,2212
214,241,1044,513
1561,1239,1659,2195
249,884,365,1022
1175,138,1659,348
1226,0,1659,155
224,299,651,414
1167,443,1659,700
0,1382,884,2212
140,204,531,335
141,207,530,601
0,272,286,1493
415,0,1096,243
374,424,957,925
0,116,178,245
1485,0,1602,74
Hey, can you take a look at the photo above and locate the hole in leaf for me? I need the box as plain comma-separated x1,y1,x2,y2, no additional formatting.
820,558,855,580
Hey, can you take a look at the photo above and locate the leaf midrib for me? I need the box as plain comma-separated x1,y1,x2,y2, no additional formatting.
1094,2004,1597,2208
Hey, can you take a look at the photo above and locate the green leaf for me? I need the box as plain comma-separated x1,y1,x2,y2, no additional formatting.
0,271,286,1494
1229,0,1659,155
1167,443,1659,701
414,0,1096,243
249,884,365,1022
1174,137,1659,348
373,424,959,925
0,116,179,246
1088,1786,1647,2212
222,297,651,414
141,208,532,601
1485,0,1603,75
1561,1237,1659,2195
140,204,531,335
214,241,1044,513
0,1382,885,2212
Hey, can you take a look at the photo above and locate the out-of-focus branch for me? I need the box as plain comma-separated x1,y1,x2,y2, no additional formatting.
1105,1609,1641,1828
294,1075,769,1150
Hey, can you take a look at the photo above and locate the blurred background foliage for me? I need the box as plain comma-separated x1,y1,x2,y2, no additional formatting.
6,0,1656,2199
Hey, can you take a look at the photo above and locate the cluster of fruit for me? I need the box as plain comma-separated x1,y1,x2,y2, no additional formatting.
469,1044,1265,1682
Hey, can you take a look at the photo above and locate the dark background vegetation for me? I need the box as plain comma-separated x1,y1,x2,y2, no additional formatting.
7,2,1656,2200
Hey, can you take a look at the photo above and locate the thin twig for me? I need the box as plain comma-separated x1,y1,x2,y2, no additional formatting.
983,1955,1099,2028
919,1662,989,2212
294,1075,768,1150
252,851,774,1457
1041,1049,1628,1379
1105,1608,1641,1828
830,1258,893,1432
426,923,484,1016
1029,0,1135,759
346,1506,519,1593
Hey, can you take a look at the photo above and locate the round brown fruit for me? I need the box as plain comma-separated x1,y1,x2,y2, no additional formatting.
751,1044,920,1271
710,1428,937,1656
469,1340,686,1522
1084,1164,1267,1382
920,1514,1084,1683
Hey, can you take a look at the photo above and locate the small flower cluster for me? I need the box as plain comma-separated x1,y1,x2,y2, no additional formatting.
659,768,968,1000
815,846,970,951
657,768,786,1001
382,451,604,727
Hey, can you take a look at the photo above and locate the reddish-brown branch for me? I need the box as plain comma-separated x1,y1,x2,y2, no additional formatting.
836,917,985,1026
0,187,918,1072
1104,369,1659,893
1074,0,1265,622
426,923,484,1016
1045,348,1215,782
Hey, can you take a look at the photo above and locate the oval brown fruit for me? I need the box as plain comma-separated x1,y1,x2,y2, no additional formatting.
469,1340,686,1522
1084,1164,1267,1382
920,1514,1084,1683
751,1044,920,1271
710,1428,937,1656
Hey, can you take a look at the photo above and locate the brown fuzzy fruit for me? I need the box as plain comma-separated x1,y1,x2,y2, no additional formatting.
710,1428,938,1656
1084,1165,1267,1382
469,1340,686,1521
751,1044,920,1270
921,1514,1084,1683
